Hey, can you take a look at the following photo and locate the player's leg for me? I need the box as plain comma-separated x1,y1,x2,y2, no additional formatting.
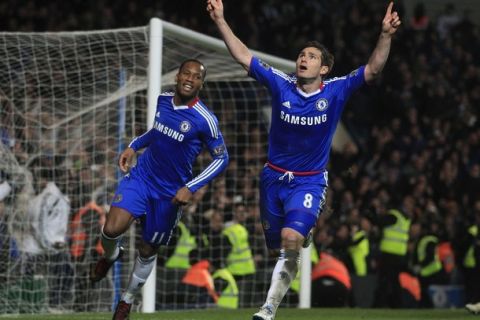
256,227,303,317
101,206,134,260
257,225,312,317
91,206,134,282
254,170,284,320
113,239,158,320
91,175,146,282
114,196,182,319
280,182,326,276
255,179,326,320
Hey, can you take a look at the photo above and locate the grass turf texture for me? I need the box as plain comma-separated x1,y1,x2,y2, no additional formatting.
0,308,473,320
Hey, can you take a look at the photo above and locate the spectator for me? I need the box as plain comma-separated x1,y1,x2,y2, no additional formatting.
311,251,351,307
373,195,413,308
16,165,73,309
436,3,461,39
413,220,448,308
410,2,429,31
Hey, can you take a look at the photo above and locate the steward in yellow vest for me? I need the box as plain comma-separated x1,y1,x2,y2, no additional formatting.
348,227,370,277
212,268,239,309
222,202,256,307
222,222,256,277
417,235,442,277
165,221,196,269
414,220,448,308
379,209,411,256
461,223,480,304
373,197,413,308
463,225,478,269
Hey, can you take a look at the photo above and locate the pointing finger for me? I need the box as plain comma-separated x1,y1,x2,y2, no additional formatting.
385,2,394,16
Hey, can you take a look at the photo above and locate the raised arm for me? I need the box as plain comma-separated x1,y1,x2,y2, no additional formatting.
365,2,401,82
207,0,253,72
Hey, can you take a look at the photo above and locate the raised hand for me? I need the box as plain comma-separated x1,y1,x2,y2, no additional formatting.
207,0,224,22
382,2,401,35
206,0,253,71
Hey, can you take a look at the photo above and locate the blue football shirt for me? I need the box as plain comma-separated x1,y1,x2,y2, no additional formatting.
249,57,365,172
127,92,228,197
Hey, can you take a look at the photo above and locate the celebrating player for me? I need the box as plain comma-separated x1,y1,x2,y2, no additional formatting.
207,1,400,319
90,59,229,320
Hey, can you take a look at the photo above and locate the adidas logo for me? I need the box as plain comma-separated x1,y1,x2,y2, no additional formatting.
282,101,291,108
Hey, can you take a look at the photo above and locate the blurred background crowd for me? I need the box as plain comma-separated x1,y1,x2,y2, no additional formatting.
0,0,479,311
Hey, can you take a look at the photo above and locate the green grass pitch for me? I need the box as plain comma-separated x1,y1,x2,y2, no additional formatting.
0,308,473,320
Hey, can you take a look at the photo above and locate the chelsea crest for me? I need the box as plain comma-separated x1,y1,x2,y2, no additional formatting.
180,121,191,133
316,98,329,112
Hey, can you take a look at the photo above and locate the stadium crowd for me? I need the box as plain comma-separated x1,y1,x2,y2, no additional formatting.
0,0,479,312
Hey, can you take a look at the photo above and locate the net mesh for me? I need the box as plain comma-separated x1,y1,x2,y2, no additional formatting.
0,27,150,313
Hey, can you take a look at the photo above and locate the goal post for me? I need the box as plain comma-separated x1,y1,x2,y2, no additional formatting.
142,17,161,314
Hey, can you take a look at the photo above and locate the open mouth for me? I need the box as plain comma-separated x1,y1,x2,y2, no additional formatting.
182,84,193,91
299,65,307,71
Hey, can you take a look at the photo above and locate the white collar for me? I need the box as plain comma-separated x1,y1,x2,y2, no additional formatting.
296,87,321,97
171,97,190,110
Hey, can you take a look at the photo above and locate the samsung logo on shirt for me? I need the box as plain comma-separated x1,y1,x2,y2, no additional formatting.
280,111,327,126
153,121,185,142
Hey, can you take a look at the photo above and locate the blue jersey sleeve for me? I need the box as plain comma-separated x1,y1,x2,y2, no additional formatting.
128,96,163,151
128,129,154,152
248,56,293,96
185,114,229,193
336,65,366,102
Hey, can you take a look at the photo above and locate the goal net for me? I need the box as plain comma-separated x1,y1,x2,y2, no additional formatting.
0,19,319,314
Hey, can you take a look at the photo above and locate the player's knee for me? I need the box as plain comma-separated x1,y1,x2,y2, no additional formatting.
281,228,303,250
138,241,157,258
103,207,132,237
102,224,122,239
283,249,300,266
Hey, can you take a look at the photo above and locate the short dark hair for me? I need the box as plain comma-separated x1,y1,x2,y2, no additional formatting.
299,41,334,74
179,59,207,80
